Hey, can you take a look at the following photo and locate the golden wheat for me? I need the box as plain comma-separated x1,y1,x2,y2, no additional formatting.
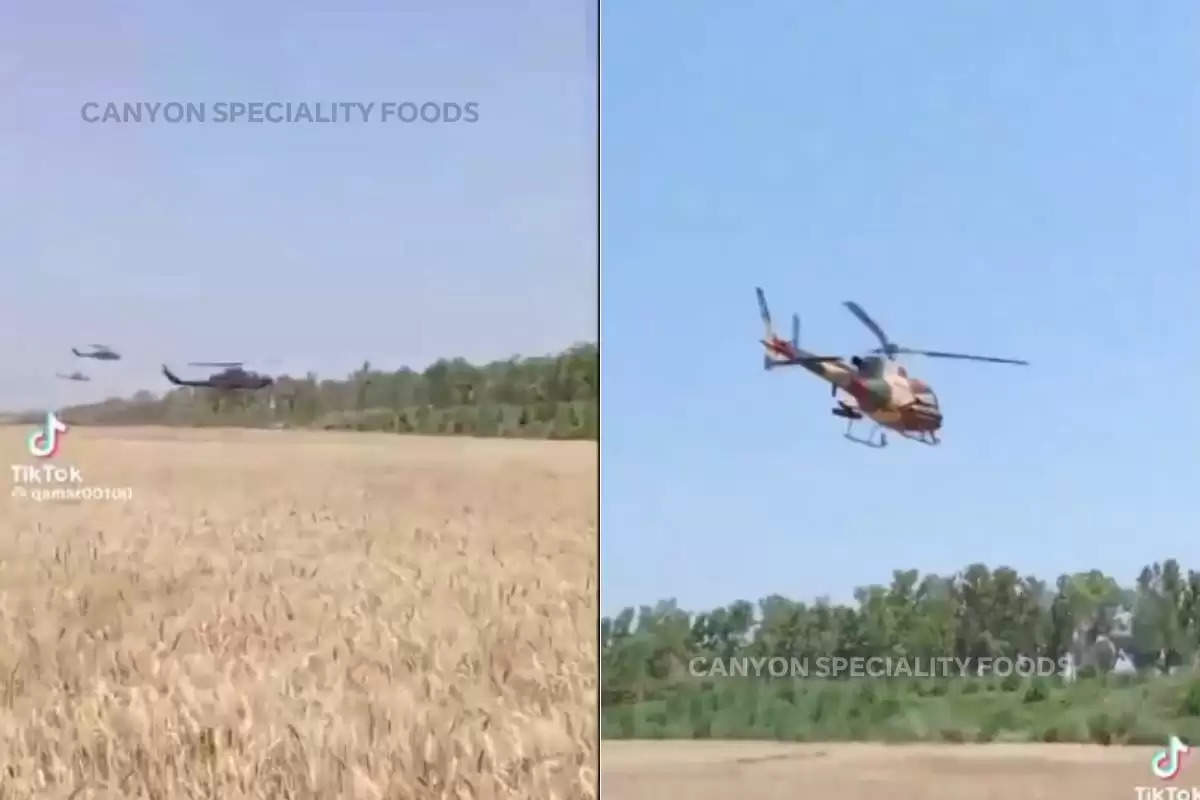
0,426,597,799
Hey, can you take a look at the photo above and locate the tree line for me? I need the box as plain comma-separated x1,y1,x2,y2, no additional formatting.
602,560,1200,743
53,343,598,439
604,560,1200,704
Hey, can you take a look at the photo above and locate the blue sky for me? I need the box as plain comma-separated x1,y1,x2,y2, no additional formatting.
601,2,1199,616
1,0,596,410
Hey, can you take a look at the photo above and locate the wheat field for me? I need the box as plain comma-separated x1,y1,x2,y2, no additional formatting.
0,425,598,799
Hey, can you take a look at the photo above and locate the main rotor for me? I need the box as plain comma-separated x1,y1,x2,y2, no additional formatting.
842,301,1029,366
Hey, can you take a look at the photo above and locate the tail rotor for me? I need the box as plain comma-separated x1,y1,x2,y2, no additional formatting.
756,287,775,340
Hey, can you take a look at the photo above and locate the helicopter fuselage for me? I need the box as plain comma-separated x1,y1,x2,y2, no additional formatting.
756,286,1025,448
208,376,272,390
764,339,942,434
162,364,273,391
200,369,273,390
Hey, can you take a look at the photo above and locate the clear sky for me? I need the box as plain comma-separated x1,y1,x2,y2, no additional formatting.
601,2,1199,616
1,0,597,411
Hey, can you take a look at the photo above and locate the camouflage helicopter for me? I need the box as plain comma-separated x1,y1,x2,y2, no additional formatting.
755,287,1028,448
72,344,120,360
55,371,91,382
162,361,275,414
161,361,274,390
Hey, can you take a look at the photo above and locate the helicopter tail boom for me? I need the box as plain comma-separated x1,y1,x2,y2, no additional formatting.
757,288,847,375
162,365,207,388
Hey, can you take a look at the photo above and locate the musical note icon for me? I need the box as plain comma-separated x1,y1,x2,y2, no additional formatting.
27,412,68,459
1152,735,1190,781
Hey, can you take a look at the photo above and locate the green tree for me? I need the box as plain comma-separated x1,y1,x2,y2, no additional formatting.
54,344,598,440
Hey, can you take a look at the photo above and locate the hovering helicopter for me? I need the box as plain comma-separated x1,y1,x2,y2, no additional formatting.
72,344,120,360
56,371,91,382
161,362,274,390
755,287,1028,448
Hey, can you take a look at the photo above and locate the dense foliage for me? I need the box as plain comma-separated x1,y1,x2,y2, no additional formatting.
54,344,598,439
602,560,1200,743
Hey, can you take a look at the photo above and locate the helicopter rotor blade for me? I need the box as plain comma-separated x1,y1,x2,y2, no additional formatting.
883,347,1028,366
189,361,244,367
843,302,896,358
766,354,845,369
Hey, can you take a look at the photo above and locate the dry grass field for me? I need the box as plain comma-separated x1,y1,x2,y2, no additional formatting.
0,425,597,798
602,740,1169,799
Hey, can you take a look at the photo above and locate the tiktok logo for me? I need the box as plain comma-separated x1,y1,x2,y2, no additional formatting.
27,412,68,459
1152,735,1191,781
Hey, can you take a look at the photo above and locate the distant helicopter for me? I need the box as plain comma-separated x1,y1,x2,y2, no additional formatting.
161,362,274,390
56,371,91,382
756,287,1028,448
72,344,120,360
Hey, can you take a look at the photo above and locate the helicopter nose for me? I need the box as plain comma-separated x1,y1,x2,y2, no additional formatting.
909,405,942,430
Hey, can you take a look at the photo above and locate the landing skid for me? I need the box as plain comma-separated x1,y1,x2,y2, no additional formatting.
899,429,940,446
843,419,888,448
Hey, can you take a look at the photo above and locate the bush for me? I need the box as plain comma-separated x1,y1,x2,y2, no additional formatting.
687,692,714,738
772,710,806,740
1182,679,1200,717
1112,710,1138,744
664,689,689,720
614,706,636,738
810,688,838,724
870,696,902,723
855,681,878,704
940,727,968,743
880,719,923,743
1023,679,1050,703
1111,673,1140,689
535,401,557,423
1089,712,1114,745
980,708,1017,742
911,679,949,697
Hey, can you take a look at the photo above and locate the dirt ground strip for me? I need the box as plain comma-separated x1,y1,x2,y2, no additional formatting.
602,740,1181,800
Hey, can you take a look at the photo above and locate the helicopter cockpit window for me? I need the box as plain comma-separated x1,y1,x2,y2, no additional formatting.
914,389,939,408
